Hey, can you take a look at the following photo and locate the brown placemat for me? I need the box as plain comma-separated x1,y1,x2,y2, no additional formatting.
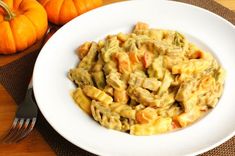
0,0,234,156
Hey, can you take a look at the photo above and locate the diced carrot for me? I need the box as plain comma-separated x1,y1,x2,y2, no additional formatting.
142,52,154,68
113,52,131,73
172,120,181,129
129,51,140,64
190,50,204,59
136,107,157,124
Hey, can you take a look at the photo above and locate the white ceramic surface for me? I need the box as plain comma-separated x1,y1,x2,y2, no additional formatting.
33,1,235,156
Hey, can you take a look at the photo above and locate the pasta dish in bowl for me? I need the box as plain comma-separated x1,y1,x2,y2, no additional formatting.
32,1,235,155
68,22,225,135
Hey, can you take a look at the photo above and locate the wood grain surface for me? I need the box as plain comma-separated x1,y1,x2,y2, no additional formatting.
0,0,234,155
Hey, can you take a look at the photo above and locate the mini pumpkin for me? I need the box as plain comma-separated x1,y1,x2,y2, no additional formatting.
0,0,48,54
39,0,103,25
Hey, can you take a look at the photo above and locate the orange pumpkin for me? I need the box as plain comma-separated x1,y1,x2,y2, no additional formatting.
0,0,48,54
39,0,103,25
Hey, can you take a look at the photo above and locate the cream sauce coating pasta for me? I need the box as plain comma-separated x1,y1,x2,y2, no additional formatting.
68,22,225,135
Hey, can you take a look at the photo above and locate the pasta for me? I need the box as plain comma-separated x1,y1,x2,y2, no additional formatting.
68,22,225,135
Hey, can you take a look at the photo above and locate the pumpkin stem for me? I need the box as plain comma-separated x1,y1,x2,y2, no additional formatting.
0,0,15,21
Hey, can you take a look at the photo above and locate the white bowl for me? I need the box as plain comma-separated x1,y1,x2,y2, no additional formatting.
33,1,235,156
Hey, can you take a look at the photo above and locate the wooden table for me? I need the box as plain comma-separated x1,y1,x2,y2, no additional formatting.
0,0,234,155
